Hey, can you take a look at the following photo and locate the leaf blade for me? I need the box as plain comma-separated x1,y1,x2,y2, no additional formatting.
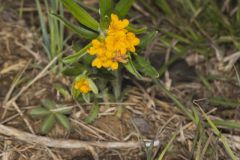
87,78,98,94
124,58,143,79
100,0,113,18
135,55,159,78
56,114,71,130
41,99,56,110
85,104,99,124
41,114,56,134
30,107,51,117
63,43,92,64
60,0,99,31
114,0,135,18
52,14,98,39
126,25,147,34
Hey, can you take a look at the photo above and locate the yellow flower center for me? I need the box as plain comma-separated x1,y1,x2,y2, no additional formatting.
88,14,140,70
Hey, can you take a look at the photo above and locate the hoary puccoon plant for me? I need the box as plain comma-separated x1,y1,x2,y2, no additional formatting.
31,0,159,133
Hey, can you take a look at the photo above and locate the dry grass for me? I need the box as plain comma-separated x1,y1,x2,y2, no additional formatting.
0,0,240,160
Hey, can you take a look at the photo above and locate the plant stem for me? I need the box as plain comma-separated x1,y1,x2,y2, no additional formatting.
112,69,124,118
112,69,122,101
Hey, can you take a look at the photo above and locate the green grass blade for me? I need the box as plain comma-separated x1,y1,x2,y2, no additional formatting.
52,0,64,58
158,131,178,160
198,107,237,160
35,0,50,59
198,74,213,91
208,97,240,108
213,119,240,130
154,79,196,122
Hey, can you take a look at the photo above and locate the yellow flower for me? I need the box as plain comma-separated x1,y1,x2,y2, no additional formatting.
126,32,140,52
74,78,91,93
92,58,103,68
87,14,140,71
108,14,129,34
102,59,113,68
105,32,127,55
111,62,118,70
88,39,106,56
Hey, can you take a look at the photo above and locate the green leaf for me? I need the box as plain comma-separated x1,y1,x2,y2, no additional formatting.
126,24,147,34
41,114,56,134
85,104,99,124
135,55,159,78
99,0,113,30
71,85,81,99
53,105,72,114
30,107,51,117
53,84,71,100
100,16,110,31
41,99,56,110
139,31,158,51
87,79,98,94
100,0,113,19
62,63,88,76
52,14,98,39
114,0,135,18
63,43,92,64
124,56,143,79
75,73,87,80
82,93,90,103
60,0,99,31
56,114,70,130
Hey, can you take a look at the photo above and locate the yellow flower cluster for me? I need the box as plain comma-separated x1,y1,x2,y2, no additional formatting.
74,78,91,93
88,14,140,70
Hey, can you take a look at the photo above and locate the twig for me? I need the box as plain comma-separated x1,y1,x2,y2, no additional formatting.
12,102,35,134
71,118,106,140
14,40,42,61
1,113,21,124
0,124,140,149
